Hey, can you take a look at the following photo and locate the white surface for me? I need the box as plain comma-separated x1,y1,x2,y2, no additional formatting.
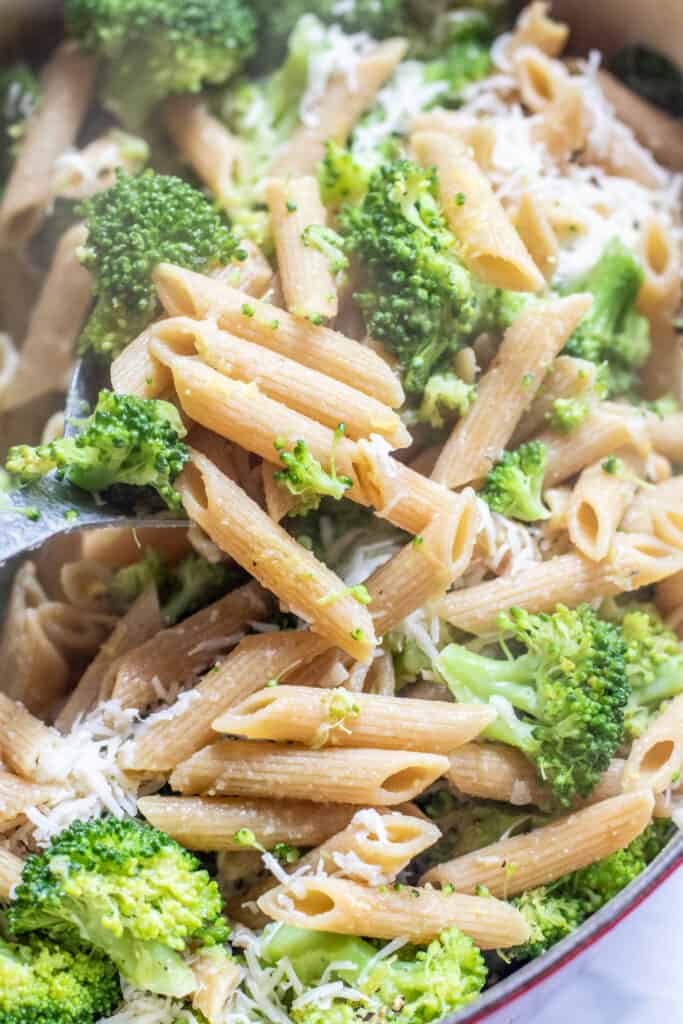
486,867,683,1023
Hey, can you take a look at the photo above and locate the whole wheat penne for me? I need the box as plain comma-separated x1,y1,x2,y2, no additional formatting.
643,320,683,405
122,631,330,773
622,476,683,546
150,318,409,446
0,42,97,246
270,38,407,176
504,2,568,60
0,694,59,780
567,454,642,561
649,413,683,462
0,847,23,902
512,191,559,281
541,405,652,487
51,128,148,200
257,876,529,948
422,791,655,897
111,580,271,710
152,264,403,407
624,694,683,795
176,451,376,661
58,558,114,612
262,461,297,522
511,356,601,446
412,131,544,293
164,95,241,204
0,769,63,825
430,295,592,487
213,686,494,753
410,110,495,169
637,217,682,321
170,741,449,806
266,176,339,320
137,795,358,851
79,526,191,568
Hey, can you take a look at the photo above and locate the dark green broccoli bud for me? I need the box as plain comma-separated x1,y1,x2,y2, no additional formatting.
8,817,229,999
510,820,673,960
5,390,188,509
562,238,650,396
417,371,476,429
610,45,683,117
301,224,349,276
0,63,39,189
437,604,630,805
65,0,256,127
274,432,352,516
77,170,240,359
160,553,241,625
546,396,590,433
480,441,550,522
319,141,373,210
0,933,121,1024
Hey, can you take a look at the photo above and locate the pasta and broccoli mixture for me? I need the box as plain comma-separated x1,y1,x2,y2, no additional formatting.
1,1,683,1021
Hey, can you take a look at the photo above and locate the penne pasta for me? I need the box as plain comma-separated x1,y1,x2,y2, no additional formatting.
164,95,241,204
649,412,683,463
512,191,559,280
0,693,59,780
0,769,63,826
541,404,651,487
511,356,603,446
623,694,683,796
567,453,641,561
191,950,241,1024
170,741,449,806
422,792,655,897
504,2,568,60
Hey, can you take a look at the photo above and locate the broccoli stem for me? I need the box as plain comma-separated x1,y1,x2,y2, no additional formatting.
261,926,374,984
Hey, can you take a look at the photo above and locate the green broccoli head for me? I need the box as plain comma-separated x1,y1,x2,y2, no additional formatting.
319,141,373,210
437,604,630,805
480,441,550,522
562,238,650,396
546,396,591,434
417,371,476,429
0,63,39,189
77,170,241,359
8,817,229,999
0,933,121,1024
5,389,188,509
274,433,352,517
508,887,584,962
65,0,256,127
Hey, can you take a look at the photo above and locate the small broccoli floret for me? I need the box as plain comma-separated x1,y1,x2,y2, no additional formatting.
9,817,229,999
160,554,240,625
109,549,167,612
563,238,650,396
508,888,584,961
319,141,373,210
274,433,352,516
419,10,493,103
5,390,188,509
437,604,629,805
301,224,349,276
77,170,240,358
0,63,39,189
417,371,476,429
480,441,550,522
261,925,486,1024
0,933,121,1024
65,0,256,127
546,396,590,434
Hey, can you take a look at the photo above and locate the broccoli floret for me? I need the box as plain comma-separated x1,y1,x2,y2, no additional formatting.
65,0,256,127
0,63,39,189
8,817,229,999
160,553,240,625
319,141,373,210
510,820,673,960
546,396,590,433
480,441,550,522
77,170,240,359
274,433,352,516
261,925,486,1024
301,224,349,276
437,604,630,805
109,548,167,612
417,371,476,429
563,238,650,396
5,390,188,509
419,10,493,102
0,933,121,1024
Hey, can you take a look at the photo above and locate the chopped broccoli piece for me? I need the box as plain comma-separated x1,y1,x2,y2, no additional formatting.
65,0,256,127
546,396,590,433
0,63,39,189
301,224,349,276
8,817,229,999
5,390,188,509
562,238,650,396
510,820,673,960
419,11,493,102
159,553,240,625
109,548,166,612
0,933,121,1024
319,140,373,210
417,371,476,429
437,604,630,805
261,925,486,1023
644,394,680,418
480,441,550,522
77,170,240,359
274,433,352,516
610,45,683,117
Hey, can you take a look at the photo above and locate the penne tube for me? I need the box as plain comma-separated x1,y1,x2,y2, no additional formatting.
152,264,403,407
59,558,114,612
410,110,495,169
623,694,683,796
0,769,63,825
170,741,449,806
257,876,530,949
0,42,97,246
110,580,271,710
0,694,59,780
150,318,410,446
622,476,683,548
504,2,568,60
79,525,191,568
649,413,683,463
412,131,544,293
0,847,23,902
512,191,559,281
138,795,358,851
541,405,652,487
213,686,494,753
164,95,241,204
122,631,330,774
430,295,592,488
567,454,641,562
511,355,601,446
270,38,407,176
266,176,339,320
51,129,148,200
422,791,655,897
637,217,682,321
262,461,297,522
365,650,396,696
642,320,682,405
177,451,376,661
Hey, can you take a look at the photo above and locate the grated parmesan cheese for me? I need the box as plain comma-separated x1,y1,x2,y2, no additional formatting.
352,61,447,159
298,17,375,127
97,982,201,1024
